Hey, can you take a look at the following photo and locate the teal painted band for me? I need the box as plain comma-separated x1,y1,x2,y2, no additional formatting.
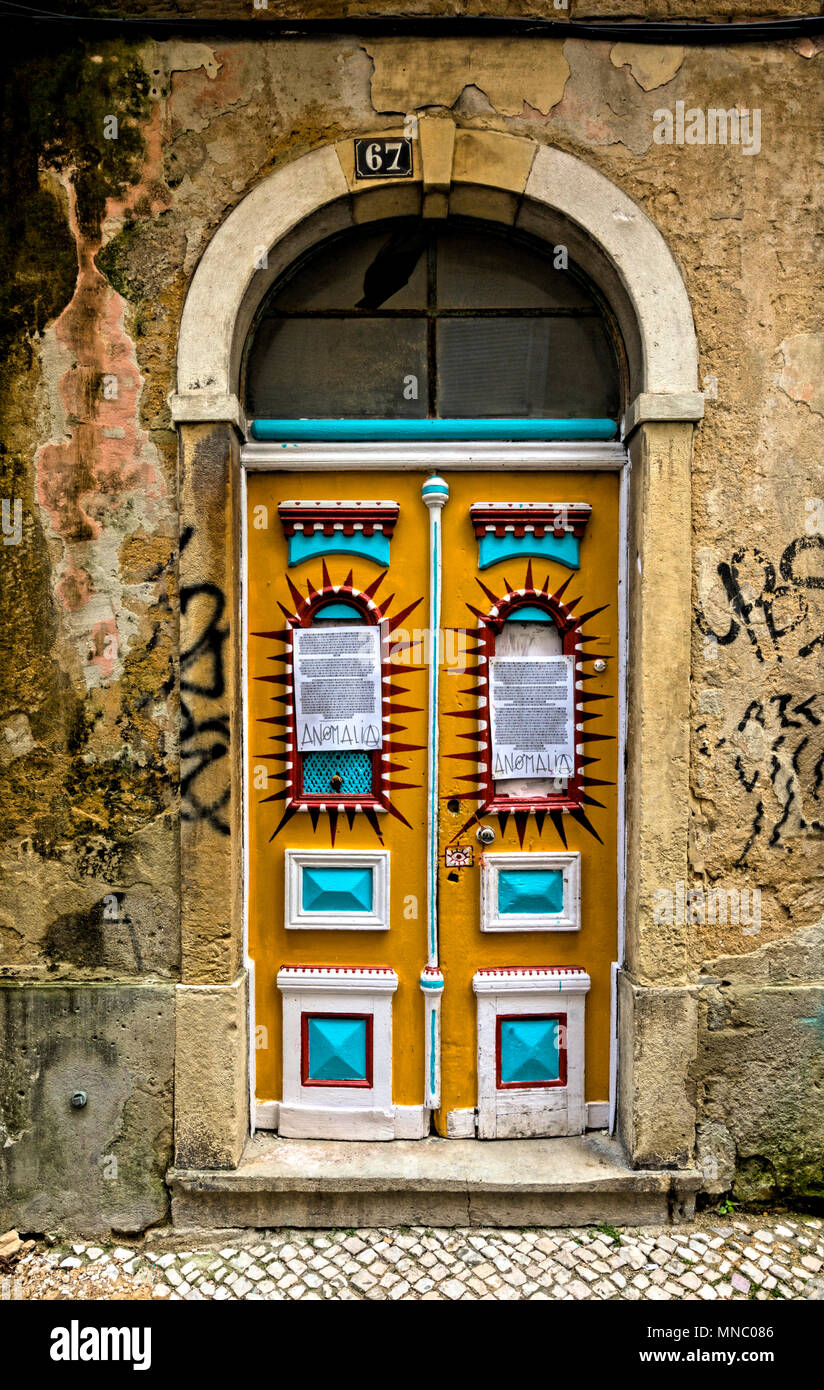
504,603,555,622
478,530,580,571
250,418,618,442
287,531,390,567
420,978,444,991
312,600,365,620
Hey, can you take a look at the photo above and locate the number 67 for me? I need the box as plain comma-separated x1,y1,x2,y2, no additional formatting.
365,141,403,173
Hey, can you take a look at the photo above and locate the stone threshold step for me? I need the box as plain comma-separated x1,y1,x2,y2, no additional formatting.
168,1133,702,1230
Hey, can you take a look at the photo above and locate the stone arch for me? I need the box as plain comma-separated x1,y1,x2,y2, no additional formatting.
171,126,703,433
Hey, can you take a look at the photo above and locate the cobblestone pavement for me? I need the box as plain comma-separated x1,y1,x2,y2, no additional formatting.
8,1215,824,1302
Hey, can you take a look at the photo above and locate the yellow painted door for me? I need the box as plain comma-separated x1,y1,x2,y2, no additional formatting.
246,467,619,1139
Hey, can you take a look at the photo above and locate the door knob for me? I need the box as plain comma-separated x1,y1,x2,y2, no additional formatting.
476,825,495,845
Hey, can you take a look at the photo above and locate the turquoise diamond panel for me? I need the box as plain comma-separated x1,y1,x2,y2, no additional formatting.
301,866,374,914
499,1017,560,1085
306,1015,368,1082
497,868,564,916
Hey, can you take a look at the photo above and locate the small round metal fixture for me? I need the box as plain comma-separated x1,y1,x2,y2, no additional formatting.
593,659,607,673
476,825,495,845
71,1091,87,1109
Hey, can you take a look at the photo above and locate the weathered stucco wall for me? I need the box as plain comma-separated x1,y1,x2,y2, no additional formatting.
1,17,822,1227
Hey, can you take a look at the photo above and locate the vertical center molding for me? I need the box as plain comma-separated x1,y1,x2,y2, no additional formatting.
420,476,449,1110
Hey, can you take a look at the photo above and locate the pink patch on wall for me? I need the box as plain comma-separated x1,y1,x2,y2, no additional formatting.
35,172,168,662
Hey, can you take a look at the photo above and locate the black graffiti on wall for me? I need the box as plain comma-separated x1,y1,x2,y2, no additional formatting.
180,526,230,835
703,691,824,864
696,535,824,662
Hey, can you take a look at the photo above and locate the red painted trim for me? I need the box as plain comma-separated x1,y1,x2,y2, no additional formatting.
279,502,399,539
470,503,591,541
281,965,395,975
476,966,585,978
495,1012,568,1090
300,1011,374,1088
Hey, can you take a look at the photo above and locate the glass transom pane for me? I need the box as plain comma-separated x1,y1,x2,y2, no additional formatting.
246,318,427,419
437,317,619,419
243,219,622,422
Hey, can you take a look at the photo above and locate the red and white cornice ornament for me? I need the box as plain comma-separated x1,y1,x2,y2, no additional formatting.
279,500,400,538
470,502,591,541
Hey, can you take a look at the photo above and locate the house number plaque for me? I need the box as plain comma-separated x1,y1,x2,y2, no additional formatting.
354,138,414,179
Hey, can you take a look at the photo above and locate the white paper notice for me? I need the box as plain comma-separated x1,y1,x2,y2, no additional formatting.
489,655,575,780
295,626,382,751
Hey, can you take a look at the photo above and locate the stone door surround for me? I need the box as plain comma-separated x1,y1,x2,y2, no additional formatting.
170,121,703,1174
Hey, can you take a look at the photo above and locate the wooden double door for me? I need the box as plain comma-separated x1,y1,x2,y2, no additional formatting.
247,466,619,1140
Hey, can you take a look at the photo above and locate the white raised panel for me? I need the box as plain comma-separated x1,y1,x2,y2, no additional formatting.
480,851,580,932
284,848,390,931
277,966,397,1141
473,967,590,1139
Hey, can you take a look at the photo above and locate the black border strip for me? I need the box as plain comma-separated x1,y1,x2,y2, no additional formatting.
0,4,823,45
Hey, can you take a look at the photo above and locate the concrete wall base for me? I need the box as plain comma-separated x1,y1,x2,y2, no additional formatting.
0,983,174,1237
168,1132,701,1230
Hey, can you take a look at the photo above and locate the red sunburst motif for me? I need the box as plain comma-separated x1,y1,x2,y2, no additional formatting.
251,560,425,846
443,560,615,849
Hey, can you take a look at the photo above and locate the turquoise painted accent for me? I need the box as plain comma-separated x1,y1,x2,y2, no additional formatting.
478,530,580,571
430,1008,437,1097
301,866,374,914
313,600,364,620
251,418,618,442
499,1017,560,1085
421,475,450,500
287,530,389,567
505,604,554,623
307,1015,368,1082
497,869,565,916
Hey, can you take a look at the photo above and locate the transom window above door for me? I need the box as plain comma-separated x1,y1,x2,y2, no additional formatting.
242,219,622,422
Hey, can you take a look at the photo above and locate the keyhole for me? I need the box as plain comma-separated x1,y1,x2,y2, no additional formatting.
330,774,343,792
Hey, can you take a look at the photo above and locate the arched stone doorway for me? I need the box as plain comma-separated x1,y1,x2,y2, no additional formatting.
170,124,703,1182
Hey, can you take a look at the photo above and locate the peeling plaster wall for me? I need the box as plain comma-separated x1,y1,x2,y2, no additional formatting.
0,17,822,1224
